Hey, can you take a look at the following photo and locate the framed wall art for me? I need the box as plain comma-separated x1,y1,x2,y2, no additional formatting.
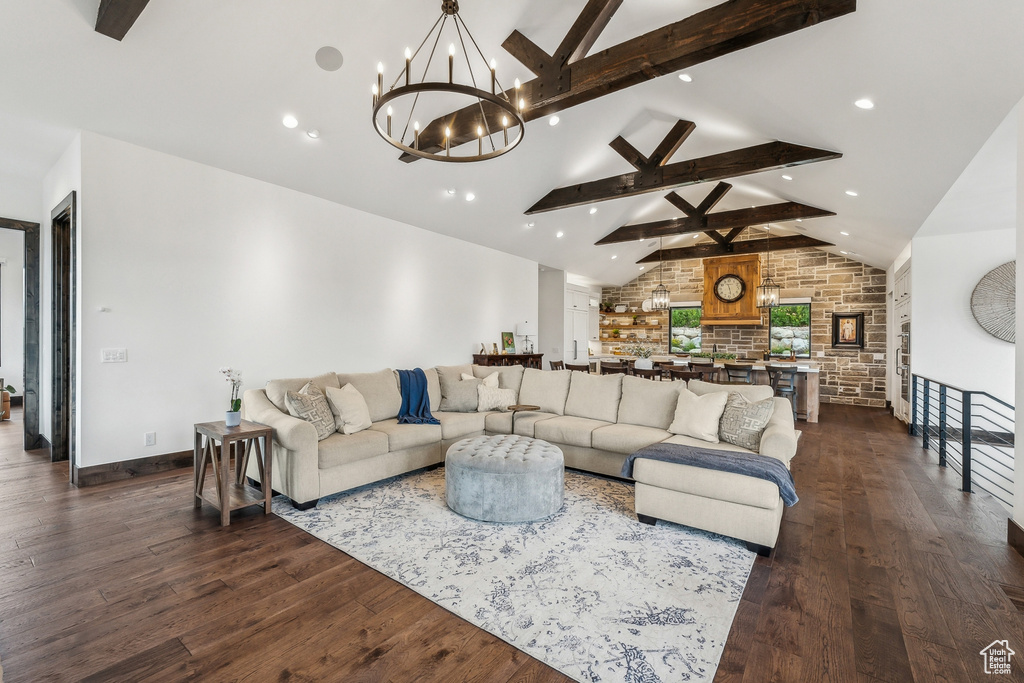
831,312,865,349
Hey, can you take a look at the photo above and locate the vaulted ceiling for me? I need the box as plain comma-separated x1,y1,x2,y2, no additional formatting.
1,0,1022,285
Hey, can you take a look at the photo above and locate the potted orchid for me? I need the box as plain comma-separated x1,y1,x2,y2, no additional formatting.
220,367,243,427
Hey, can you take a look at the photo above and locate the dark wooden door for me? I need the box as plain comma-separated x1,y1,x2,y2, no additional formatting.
50,193,75,467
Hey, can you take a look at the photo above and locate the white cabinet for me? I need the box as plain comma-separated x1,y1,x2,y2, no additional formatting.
565,287,589,310
563,285,594,362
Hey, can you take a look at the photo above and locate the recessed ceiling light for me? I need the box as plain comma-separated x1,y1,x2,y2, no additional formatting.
678,74,692,82
589,207,598,215
796,219,803,222
840,231,850,236
846,190,859,197
639,266,645,271
840,250,849,255
446,188,456,195
306,129,320,139
465,192,476,202
611,255,618,260
556,231,564,238
282,115,298,129
527,222,535,228
692,234,699,239
549,116,560,126
781,175,793,181
855,99,875,110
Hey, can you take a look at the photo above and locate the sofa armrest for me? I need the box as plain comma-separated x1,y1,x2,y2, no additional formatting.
243,388,317,453
758,397,798,463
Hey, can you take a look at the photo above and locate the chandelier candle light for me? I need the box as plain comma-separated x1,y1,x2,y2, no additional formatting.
651,236,670,311
756,225,781,309
371,1,526,162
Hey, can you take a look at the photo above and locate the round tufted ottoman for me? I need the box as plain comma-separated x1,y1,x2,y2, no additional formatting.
445,434,564,523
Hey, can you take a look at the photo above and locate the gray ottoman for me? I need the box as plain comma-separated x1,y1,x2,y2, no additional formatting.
445,434,564,523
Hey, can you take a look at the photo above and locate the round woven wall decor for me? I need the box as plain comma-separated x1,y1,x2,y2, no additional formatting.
970,261,1015,343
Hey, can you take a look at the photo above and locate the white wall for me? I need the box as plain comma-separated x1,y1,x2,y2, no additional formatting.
0,230,25,394
1016,102,1024,525
911,229,1015,402
0,171,42,223
538,267,565,363
75,132,537,467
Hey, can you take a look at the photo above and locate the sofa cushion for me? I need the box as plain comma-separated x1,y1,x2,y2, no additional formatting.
632,453,783,509
509,411,558,437
592,423,673,455
477,385,517,412
668,387,728,443
285,383,336,441
423,368,441,413
517,368,571,415
534,415,612,448
435,411,487,440
266,372,341,413
564,372,622,423
336,369,402,423
325,384,372,435
687,379,774,403
317,430,389,469
484,411,512,434
719,392,776,452
472,364,525,395
616,375,681,430
368,419,443,451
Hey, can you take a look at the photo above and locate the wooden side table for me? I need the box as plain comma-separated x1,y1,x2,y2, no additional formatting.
507,404,541,435
194,419,273,526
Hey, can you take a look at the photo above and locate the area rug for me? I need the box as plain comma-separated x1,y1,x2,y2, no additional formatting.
274,469,754,682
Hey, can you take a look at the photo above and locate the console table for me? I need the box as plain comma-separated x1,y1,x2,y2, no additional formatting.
472,353,544,369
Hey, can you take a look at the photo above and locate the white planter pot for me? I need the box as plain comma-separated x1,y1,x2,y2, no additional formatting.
225,410,241,427
634,358,654,370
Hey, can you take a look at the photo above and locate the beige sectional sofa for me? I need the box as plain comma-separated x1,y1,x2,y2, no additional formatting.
243,364,799,552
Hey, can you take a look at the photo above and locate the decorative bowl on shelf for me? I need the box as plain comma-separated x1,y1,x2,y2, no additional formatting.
641,299,652,312
614,304,627,313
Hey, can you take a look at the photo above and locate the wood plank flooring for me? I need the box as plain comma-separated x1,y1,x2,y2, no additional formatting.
0,404,1021,682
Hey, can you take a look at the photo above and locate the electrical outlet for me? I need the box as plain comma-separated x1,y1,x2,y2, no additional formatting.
144,432,156,447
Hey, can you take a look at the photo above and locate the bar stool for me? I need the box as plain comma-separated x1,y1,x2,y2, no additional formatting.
600,362,627,375
565,362,590,373
632,367,659,380
722,363,755,384
549,360,564,371
765,364,799,420
667,367,701,382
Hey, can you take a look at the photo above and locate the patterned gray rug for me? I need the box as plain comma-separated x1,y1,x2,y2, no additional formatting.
274,468,754,683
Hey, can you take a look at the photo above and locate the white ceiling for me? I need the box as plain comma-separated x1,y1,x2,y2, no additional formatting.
1,0,1022,285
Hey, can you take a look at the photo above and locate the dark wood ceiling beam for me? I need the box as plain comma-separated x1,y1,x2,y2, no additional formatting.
696,182,733,216
555,0,624,65
95,0,151,41
400,0,856,162
537,140,840,214
637,235,834,263
648,120,697,167
608,136,649,170
595,201,835,245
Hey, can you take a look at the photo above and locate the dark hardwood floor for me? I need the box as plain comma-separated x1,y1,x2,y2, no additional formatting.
0,404,1021,682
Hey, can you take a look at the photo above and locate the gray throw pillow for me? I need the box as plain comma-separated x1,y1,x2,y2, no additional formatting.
718,392,776,452
285,382,335,441
439,376,482,412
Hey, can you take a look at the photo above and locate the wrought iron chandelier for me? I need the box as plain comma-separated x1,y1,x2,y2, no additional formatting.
371,1,526,162
651,236,670,311
756,225,781,309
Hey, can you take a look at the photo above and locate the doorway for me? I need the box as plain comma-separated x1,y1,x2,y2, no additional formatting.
50,192,76,476
0,216,42,452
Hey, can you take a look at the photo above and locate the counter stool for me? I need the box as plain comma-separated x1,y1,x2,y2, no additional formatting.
668,367,700,382
600,362,626,375
565,362,590,373
549,360,564,370
766,364,799,419
632,367,658,380
722,363,755,384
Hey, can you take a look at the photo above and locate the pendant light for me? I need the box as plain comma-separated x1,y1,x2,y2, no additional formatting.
651,236,670,311
756,225,781,309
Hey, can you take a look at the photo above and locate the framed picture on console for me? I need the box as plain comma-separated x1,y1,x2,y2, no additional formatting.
831,312,865,349
501,331,516,353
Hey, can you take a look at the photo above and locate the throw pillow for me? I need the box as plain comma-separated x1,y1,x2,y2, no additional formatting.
719,392,776,452
477,384,517,412
463,371,498,388
325,384,373,435
668,386,729,443
439,376,481,412
285,382,335,441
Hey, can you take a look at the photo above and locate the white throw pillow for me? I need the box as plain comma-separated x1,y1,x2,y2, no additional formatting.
325,384,373,435
477,384,517,412
668,386,729,443
463,371,498,388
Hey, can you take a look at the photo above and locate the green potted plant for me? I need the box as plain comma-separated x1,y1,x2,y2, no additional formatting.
220,367,243,427
611,328,620,338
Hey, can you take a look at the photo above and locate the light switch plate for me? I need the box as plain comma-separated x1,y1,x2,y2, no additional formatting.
101,348,127,363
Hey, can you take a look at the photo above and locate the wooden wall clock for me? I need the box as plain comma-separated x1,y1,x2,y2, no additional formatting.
701,254,763,325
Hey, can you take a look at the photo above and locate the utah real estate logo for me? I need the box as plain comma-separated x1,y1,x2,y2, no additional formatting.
980,640,1015,675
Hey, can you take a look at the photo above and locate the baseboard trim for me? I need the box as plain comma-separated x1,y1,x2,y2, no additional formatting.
76,450,193,487
1010,519,1024,560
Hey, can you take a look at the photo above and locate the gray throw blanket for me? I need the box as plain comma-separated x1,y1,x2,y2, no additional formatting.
621,443,798,506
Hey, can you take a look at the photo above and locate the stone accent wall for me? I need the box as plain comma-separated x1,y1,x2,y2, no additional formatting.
602,248,888,407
